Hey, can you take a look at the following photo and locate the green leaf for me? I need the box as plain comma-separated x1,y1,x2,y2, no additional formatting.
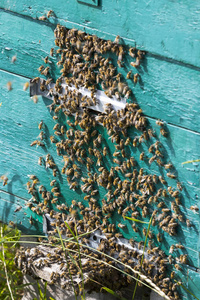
64,222,76,240
101,287,127,300
125,216,149,224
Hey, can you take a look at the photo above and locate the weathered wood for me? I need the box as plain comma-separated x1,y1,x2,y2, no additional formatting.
0,11,200,133
0,0,200,67
0,69,200,272
0,4,200,299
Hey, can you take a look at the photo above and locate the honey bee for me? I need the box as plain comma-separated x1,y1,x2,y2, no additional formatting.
126,71,132,79
174,264,182,271
7,81,12,91
186,219,192,227
140,152,145,161
118,223,126,229
149,155,156,164
156,120,164,126
159,176,167,185
47,10,54,18
148,129,155,138
164,163,173,169
133,73,139,84
130,57,140,68
190,205,199,212
160,128,167,137
32,95,38,103
23,82,29,91
1,175,8,186
9,221,15,227
167,173,176,179
156,158,164,166
29,215,33,225
39,15,47,21
50,48,54,57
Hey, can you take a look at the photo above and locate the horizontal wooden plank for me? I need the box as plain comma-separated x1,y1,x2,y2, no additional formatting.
0,69,200,275
0,11,200,133
0,1,200,67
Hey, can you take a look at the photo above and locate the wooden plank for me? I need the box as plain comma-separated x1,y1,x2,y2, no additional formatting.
0,11,200,133
0,190,43,234
0,1,200,67
0,69,200,273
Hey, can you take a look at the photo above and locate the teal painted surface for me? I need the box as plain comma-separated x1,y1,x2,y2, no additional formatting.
0,0,200,67
0,11,200,133
0,69,200,298
0,1,200,299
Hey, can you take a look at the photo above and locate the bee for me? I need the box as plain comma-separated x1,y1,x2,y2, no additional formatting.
7,81,12,91
42,67,50,76
180,254,188,264
152,174,158,184
9,221,15,227
190,205,199,212
164,163,173,169
157,232,162,243
47,10,54,18
30,140,38,147
186,219,192,227
156,120,164,126
126,71,132,79
157,158,164,166
149,155,156,164
113,151,121,157
32,95,38,103
148,129,155,138
140,152,145,161
170,271,175,279
160,128,167,137
132,137,138,147
118,223,126,229
53,169,57,177
113,158,121,165
174,264,182,271
29,215,33,225
133,73,139,84
166,173,176,179
159,176,167,185
23,82,29,91
39,15,47,21
1,175,8,186
130,57,140,68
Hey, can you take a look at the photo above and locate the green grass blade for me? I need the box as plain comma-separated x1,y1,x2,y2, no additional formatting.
101,287,128,300
182,159,200,165
74,222,86,300
57,227,78,300
175,280,200,300
125,216,149,224
132,216,153,300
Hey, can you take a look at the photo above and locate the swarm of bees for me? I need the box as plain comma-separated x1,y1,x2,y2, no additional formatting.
15,24,196,299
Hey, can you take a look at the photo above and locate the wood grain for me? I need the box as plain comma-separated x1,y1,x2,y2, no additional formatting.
0,69,199,270
0,11,200,133
0,0,200,67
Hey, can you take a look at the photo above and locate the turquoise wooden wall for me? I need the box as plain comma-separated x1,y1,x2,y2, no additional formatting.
0,1,200,299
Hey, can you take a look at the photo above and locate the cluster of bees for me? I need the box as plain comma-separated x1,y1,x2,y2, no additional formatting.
15,24,196,299
15,242,150,297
